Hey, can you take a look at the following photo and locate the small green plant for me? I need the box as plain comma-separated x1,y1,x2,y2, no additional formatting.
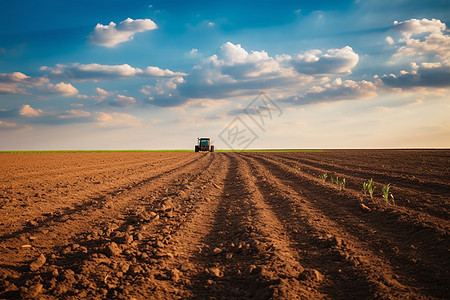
320,173,327,183
340,178,346,190
330,176,336,184
330,176,346,190
363,178,376,198
382,184,395,205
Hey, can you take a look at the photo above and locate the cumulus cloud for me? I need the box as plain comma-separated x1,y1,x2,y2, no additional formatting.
110,94,136,108
381,61,450,88
390,18,450,60
286,78,377,105
144,42,360,107
58,110,91,119
0,104,43,118
146,42,318,106
286,46,359,75
0,72,31,94
96,87,113,96
46,82,78,96
144,66,185,77
44,63,185,81
94,112,142,128
89,18,157,47
0,72,30,83
19,104,42,117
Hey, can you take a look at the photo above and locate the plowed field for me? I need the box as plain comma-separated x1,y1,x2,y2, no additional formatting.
0,150,448,299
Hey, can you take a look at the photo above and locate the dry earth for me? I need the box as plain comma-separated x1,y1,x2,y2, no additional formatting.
0,150,448,299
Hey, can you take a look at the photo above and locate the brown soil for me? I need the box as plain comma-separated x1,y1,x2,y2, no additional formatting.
0,150,448,299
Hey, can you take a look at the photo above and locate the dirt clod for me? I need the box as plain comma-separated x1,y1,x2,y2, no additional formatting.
299,268,324,282
29,254,46,271
208,268,223,278
106,242,122,256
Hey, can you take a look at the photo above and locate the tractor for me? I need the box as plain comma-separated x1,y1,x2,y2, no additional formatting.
195,137,214,152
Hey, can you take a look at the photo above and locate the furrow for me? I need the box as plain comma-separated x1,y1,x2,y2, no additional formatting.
245,152,449,298
240,153,418,298
273,152,449,219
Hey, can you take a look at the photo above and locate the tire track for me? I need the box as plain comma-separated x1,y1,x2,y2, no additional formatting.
245,152,449,298
164,153,331,299
126,152,230,299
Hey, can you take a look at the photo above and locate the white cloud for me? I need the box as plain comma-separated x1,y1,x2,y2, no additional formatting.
0,71,49,94
144,42,360,107
0,72,31,94
110,94,136,108
19,104,42,117
46,82,78,96
385,36,394,45
390,18,450,61
287,78,377,105
0,83,27,95
58,110,91,119
144,66,186,77
287,46,359,75
96,87,113,96
190,48,198,55
94,112,142,128
89,18,157,47
45,63,184,81
0,120,18,128
381,61,450,88
0,72,30,83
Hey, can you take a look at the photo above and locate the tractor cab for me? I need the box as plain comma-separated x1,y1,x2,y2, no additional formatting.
195,137,214,152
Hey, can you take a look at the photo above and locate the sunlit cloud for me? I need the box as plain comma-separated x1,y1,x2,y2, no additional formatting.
45,82,79,96
89,18,157,47
44,63,185,81
94,112,143,128
0,72,47,94
284,46,359,75
110,94,136,108
19,104,42,117
390,18,450,61
381,61,450,88
0,120,18,128
286,78,377,105
58,110,91,119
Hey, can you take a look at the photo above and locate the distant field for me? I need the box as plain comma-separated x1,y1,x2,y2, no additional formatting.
0,149,325,154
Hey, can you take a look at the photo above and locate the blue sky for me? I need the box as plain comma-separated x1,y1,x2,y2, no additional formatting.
0,0,449,150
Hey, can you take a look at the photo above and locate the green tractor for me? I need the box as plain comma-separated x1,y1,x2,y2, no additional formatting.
195,137,214,152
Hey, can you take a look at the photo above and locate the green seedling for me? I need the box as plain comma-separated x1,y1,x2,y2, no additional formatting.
320,173,327,183
330,176,336,184
363,178,376,198
382,184,395,205
341,178,346,190
331,176,346,190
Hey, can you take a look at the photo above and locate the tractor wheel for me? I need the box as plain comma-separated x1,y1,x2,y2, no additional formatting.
210,145,214,152
195,145,199,152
